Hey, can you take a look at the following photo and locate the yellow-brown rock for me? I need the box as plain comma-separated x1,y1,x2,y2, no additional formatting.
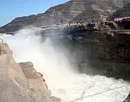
0,43,60,102
19,62,52,102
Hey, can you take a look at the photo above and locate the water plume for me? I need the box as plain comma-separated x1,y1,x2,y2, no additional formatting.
1,27,130,102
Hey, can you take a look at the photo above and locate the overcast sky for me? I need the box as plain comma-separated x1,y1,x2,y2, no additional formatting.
0,0,68,26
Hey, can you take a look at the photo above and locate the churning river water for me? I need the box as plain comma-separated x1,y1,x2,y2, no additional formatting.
1,27,130,102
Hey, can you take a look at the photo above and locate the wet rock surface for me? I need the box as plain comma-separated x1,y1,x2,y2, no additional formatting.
64,29,130,80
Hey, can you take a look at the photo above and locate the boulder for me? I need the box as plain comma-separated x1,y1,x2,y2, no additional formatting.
19,62,52,102
0,43,33,102
0,43,60,102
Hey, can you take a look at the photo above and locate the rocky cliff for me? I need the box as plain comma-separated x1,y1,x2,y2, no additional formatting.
1,0,129,33
111,3,130,19
0,43,60,102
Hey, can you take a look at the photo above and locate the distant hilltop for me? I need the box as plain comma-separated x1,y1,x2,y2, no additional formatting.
111,3,130,19
0,0,130,33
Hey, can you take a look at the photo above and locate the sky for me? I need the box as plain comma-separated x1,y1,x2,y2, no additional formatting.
0,0,68,26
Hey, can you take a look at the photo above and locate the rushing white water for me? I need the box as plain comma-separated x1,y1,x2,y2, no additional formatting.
1,28,130,102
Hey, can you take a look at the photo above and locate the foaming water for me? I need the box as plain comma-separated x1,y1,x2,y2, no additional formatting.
1,28,130,102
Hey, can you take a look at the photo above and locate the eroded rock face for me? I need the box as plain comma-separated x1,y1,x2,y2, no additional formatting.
0,43,33,102
0,43,60,102
111,3,130,19
19,62,52,102
0,79,34,102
